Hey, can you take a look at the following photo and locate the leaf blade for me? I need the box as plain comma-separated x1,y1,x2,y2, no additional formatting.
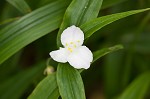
93,44,123,62
57,63,86,99
81,8,150,39
0,0,69,64
28,73,59,99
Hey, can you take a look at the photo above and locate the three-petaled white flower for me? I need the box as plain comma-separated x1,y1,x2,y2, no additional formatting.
49,25,93,69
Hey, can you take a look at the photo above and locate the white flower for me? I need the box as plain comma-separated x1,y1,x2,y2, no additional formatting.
49,25,93,69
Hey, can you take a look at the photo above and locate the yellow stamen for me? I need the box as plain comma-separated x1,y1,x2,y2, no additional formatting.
70,42,74,44
77,40,80,43
68,47,73,52
66,43,68,46
74,45,77,48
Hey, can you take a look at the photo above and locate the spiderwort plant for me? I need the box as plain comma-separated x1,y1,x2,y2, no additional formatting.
50,25,93,69
1,0,150,98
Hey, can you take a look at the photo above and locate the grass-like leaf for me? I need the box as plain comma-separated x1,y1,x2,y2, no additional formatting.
28,73,59,99
81,8,150,39
93,44,123,62
0,0,69,64
57,63,86,99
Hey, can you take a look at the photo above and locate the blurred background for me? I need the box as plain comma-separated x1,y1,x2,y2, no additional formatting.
0,0,150,99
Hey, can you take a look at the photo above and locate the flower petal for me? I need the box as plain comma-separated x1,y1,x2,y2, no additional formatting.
61,25,84,47
67,46,93,69
49,48,68,63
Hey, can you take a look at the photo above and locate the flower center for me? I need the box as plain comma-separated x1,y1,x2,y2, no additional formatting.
66,41,80,53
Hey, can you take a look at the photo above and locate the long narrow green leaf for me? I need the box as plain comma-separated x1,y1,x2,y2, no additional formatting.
93,44,123,62
57,0,103,47
79,0,103,24
81,8,150,39
119,72,150,99
6,0,31,14
0,0,69,64
28,73,59,99
0,62,45,99
57,63,86,99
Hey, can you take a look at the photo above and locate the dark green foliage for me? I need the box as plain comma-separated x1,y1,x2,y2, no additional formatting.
0,0,150,99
